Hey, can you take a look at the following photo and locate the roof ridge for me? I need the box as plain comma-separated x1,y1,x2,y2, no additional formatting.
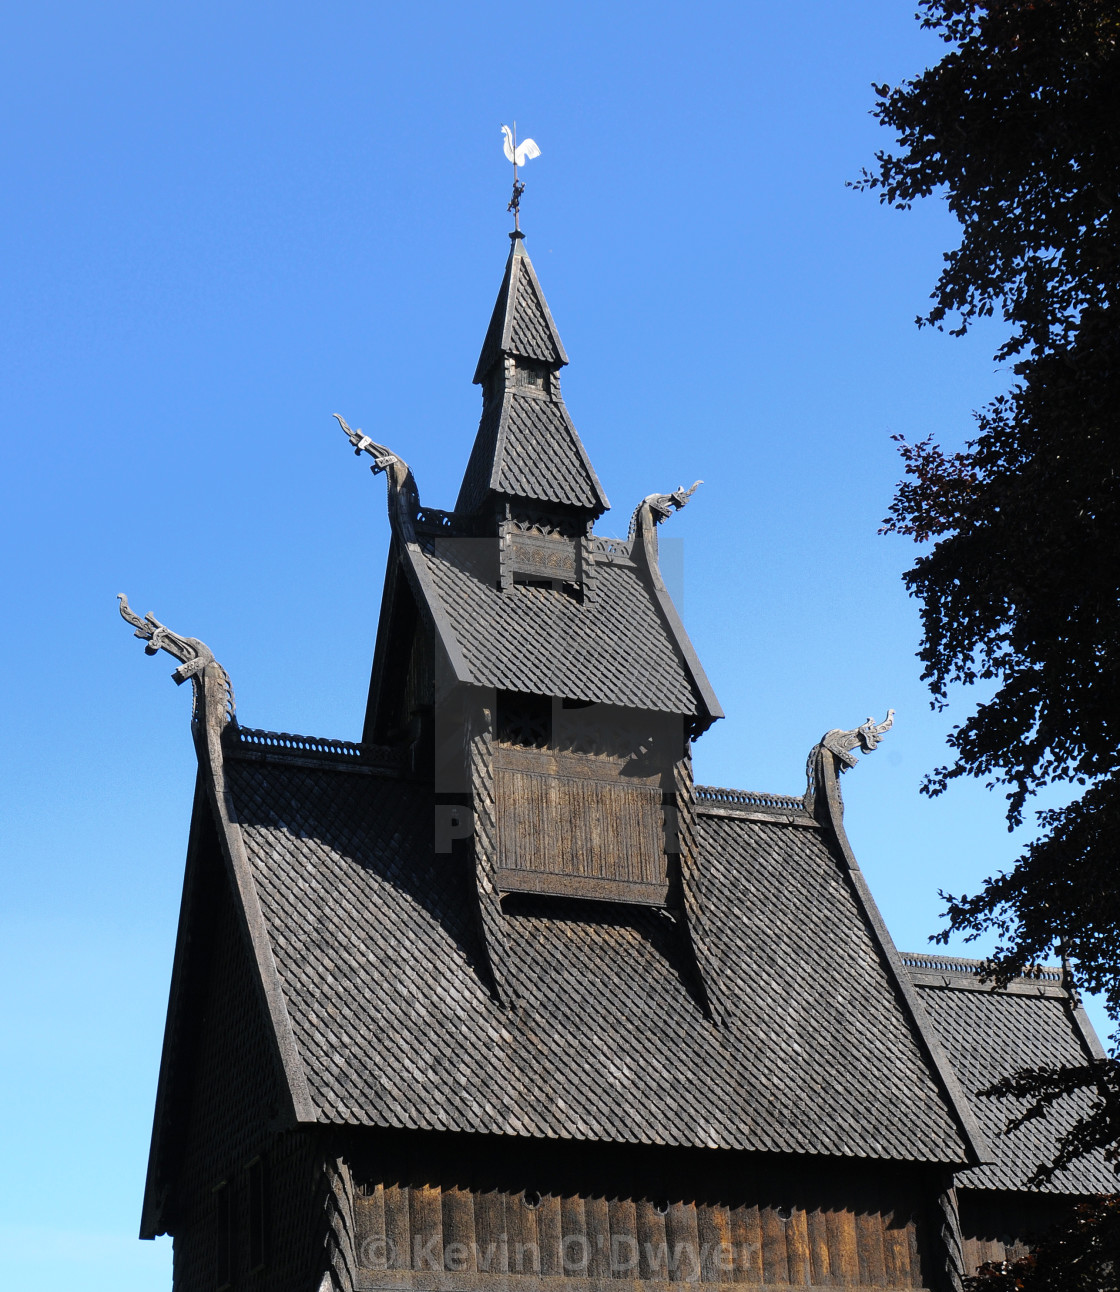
223,726,409,773
695,784,807,811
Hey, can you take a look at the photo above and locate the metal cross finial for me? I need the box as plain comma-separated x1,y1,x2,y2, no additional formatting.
500,122,540,231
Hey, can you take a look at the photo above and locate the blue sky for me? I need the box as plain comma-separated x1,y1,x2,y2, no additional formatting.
0,3,1104,1288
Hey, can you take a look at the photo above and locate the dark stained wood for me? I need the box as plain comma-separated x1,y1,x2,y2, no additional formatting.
881,1210,912,1288
907,1213,923,1290
473,1188,509,1274
384,1183,411,1270
759,1207,790,1286
355,1186,388,1269
494,750,668,906
584,1195,612,1279
560,1195,589,1275
806,1205,831,1285
855,1208,887,1286
537,1194,564,1277
608,1198,639,1279
346,1138,950,1288
636,1201,669,1280
785,1208,812,1285
698,1203,732,1282
729,1204,762,1285
666,1200,701,1283
508,1192,542,1275
409,1183,443,1271
441,1184,477,1273
826,1207,859,1285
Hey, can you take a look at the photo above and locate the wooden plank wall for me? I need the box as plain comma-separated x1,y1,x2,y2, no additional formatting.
352,1177,926,1287
494,765,666,891
959,1191,1064,1276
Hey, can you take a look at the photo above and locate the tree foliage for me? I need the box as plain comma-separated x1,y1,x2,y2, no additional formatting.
855,0,1120,1179
964,1196,1120,1291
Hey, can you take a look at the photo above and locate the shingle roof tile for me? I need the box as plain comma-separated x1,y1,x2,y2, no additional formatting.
227,760,969,1166
421,540,699,713
909,970,1114,1194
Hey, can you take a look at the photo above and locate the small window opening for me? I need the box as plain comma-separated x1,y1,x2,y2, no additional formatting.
213,1179,232,1290
247,1156,267,1271
517,362,547,391
523,1189,542,1209
512,573,580,599
497,691,552,747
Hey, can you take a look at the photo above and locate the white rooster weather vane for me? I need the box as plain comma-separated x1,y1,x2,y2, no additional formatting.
501,122,540,231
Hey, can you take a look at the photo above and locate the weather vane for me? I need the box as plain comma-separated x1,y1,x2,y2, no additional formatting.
501,122,540,231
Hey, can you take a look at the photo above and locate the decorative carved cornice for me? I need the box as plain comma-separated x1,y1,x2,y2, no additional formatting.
117,594,235,729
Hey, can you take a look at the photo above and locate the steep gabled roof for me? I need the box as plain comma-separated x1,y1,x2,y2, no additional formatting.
199,752,974,1166
457,392,608,515
417,538,702,713
473,232,568,383
457,235,609,518
905,952,1115,1195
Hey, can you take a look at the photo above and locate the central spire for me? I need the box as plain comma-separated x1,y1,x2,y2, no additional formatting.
456,234,609,519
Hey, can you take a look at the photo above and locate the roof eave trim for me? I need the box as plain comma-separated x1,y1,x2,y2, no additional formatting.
631,505,723,726
197,676,320,1126
814,752,993,1168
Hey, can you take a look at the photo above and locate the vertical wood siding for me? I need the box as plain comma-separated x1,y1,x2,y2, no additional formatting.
494,764,667,897
353,1177,928,1287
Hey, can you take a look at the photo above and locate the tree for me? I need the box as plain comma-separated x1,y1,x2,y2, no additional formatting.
962,1197,1120,1291
854,0,1120,1192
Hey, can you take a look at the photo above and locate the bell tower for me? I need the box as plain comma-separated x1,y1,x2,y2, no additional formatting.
353,231,723,1008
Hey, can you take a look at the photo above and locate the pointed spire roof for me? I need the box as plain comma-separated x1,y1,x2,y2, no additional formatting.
457,234,609,517
473,232,568,383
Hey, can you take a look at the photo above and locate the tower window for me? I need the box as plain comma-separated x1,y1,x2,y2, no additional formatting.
497,691,552,747
516,362,547,391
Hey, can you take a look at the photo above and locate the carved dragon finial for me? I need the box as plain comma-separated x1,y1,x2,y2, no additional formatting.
628,480,702,541
821,710,896,769
333,414,420,519
118,594,235,726
804,710,894,817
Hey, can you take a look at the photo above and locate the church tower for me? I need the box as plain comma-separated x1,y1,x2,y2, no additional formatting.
353,230,724,1011
123,228,1110,1292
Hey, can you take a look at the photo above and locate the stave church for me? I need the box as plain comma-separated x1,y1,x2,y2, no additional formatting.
123,224,1112,1292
